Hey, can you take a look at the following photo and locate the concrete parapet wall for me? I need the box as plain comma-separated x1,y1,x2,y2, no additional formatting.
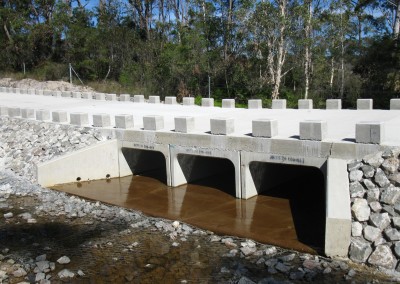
106,94,117,101
95,93,105,100
356,121,385,144
119,94,131,102
272,99,286,109
21,108,35,119
52,111,68,123
70,112,89,126
210,118,235,135
252,119,278,138
202,98,214,107
0,106,8,116
222,99,235,108
165,96,177,104
93,113,111,127
300,120,327,141
82,92,92,99
72,92,82,99
390,99,400,110
326,99,342,110
134,95,144,103
149,96,160,104
143,115,164,131
37,139,120,187
175,116,195,133
115,114,134,129
8,107,21,117
298,99,313,109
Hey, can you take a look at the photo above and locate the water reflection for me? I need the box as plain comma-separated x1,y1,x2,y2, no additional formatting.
53,173,322,254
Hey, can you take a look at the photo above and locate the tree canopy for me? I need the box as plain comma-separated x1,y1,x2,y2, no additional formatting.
1,0,399,108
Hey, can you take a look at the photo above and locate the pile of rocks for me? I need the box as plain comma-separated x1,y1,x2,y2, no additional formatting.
348,149,400,271
0,117,105,182
0,78,93,92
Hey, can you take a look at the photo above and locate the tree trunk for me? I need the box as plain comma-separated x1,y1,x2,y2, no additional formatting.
330,57,334,95
271,0,287,100
304,0,312,100
394,0,400,41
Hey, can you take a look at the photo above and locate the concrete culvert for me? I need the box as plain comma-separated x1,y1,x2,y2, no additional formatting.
249,161,326,253
121,148,167,184
176,154,236,197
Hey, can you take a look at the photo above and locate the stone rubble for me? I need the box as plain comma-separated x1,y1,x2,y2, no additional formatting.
348,149,400,273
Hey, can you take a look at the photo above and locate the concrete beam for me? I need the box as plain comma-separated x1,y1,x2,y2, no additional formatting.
300,120,327,141
52,111,68,123
37,139,120,187
143,115,164,131
170,145,242,198
326,99,342,110
8,107,21,117
390,99,400,110
183,97,194,106
272,99,286,109
93,113,111,127
119,94,131,102
355,121,385,144
325,158,351,257
357,99,373,110
202,98,214,107
70,112,89,126
248,99,262,109
21,108,35,119
95,93,106,100
175,116,195,133
298,99,313,109
36,109,51,121
106,94,117,101
134,95,145,103
149,96,160,104
115,114,134,129
222,99,235,108
210,118,234,135
165,96,177,104
252,119,278,138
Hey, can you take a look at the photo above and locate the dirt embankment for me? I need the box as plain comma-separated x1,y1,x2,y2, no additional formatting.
0,78,93,92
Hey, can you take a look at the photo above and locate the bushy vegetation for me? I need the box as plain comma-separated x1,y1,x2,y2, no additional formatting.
0,0,399,108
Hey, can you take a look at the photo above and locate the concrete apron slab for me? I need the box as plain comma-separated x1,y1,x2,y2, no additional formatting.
169,144,242,198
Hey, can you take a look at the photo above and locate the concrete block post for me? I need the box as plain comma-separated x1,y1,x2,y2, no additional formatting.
326,99,342,110
390,99,400,110
93,113,111,127
252,119,278,138
36,109,51,121
134,95,145,103
72,92,82,99
298,99,313,109
115,114,134,129
52,111,68,123
0,106,8,116
357,99,373,110
95,93,106,100
28,89,36,95
61,91,71,98
70,112,89,126
15,88,20,94
0,87,5,92
202,98,214,107
300,120,327,141
222,99,235,108
82,92,92,99
36,90,44,96
272,99,287,109
106,94,117,101
165,96,177,104
119,94,131,102
149,96,160,104
21,108,35,119
20,88,27,94
8,107,21,117
248,99,262,109
355,121,385,144
143,115,164,130
53,91,62,98
43,90,52,96
210,118,234,135
183,97,195,106
175,116,195,133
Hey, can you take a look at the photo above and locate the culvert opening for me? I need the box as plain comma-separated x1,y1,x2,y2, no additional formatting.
177,154,236,197
121,148,167,184
249,161,326,252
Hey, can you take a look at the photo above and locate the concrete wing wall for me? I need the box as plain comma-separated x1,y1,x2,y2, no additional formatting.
36,139,120,187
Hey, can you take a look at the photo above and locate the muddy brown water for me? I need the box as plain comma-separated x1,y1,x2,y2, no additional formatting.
52,169,326,255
